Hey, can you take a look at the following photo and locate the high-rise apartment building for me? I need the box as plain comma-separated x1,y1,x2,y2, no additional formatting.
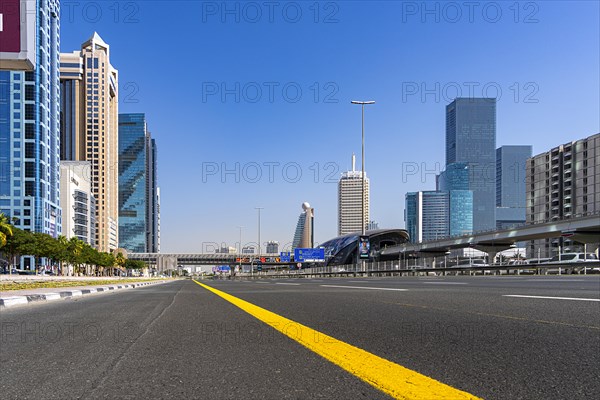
60,33,119,252
60,161,96,246
526,133,599,258
118,113,159,253
405,190,473,243
446,98,496,231
496,145,532,229
338,154,370,236
0,1,62,260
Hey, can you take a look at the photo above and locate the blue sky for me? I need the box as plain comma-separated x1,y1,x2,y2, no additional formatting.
59,1,599,253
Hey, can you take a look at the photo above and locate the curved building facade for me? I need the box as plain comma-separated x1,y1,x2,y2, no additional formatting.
320,229,410,266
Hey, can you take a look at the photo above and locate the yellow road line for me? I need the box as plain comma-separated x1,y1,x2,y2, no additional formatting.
194,280,481,400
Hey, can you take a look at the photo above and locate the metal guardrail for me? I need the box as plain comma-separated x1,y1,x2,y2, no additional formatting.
235,260,600,278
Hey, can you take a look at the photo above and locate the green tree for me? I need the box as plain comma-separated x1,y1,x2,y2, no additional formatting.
2,226,31,272
67,237,85,275
0,213,13,248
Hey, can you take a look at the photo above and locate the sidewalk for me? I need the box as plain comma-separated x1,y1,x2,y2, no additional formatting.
0,280,171,309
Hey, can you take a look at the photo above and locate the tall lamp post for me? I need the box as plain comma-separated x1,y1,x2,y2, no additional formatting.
255,207,264,275
237,226,244,274
351,100,375,273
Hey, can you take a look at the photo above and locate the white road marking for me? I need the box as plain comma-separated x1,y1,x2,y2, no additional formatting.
348,281,369,283
321,285,408,291
503,295,600,302
275,283,300,286
422,282,468,285
526,279,592,282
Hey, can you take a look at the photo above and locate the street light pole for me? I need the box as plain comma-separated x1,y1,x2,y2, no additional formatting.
351,100,375,273
255,207,264,275
237,226,244,274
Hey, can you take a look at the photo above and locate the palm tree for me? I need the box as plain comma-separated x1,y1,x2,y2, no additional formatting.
67,237,84,275
0,213,13,248
115,252,126,277
56,235,69,275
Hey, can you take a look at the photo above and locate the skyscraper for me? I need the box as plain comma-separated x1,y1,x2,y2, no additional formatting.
496,145,532,229
405,190,473,243
338,154,370,236
146,135,158,253
60,33,119,252
0,1,62,260
292,202,314,249
446,98,496,231
118,113,159,253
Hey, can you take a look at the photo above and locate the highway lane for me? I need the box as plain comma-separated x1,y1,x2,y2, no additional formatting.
1,276,598,399
0,280,388,400
206,276,600,399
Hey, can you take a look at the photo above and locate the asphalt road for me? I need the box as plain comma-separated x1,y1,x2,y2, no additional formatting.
1,276,599,399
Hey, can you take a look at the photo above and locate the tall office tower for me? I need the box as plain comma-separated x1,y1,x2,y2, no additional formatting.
446,98,496,232
292,202,314,249
60,161,96,246
496,145,532,229
146,135,158,252
405,190,473,243
59,33,119,252
0,1,62,267
118,114,159,253
527,133,599,258
156,187,161,252
338,154,370,236
266,241,279,254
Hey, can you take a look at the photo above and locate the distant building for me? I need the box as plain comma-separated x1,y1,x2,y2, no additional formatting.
339,154,370,235
60,33,119,251
266,241,279,254
446,98,496,231
60,162,96,246
292,202,315,249
242,246,255,254
496,145,532,229
405,190,473,242
217,246,238,254
367,221,379,231
526,133,600,258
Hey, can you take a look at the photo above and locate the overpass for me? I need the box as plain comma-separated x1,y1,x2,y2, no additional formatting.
380,212,600,261
130,213,600,270
128,252,290,270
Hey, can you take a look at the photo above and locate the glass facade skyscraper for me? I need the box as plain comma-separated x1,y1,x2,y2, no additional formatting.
438,162,470,191
446,98,496,232
405,190,472,242
0,1,62,251
118,114,159,253
496,145,532,229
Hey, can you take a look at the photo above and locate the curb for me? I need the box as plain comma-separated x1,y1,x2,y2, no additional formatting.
0,280,169,309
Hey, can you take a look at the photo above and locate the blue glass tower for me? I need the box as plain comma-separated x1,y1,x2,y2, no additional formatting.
438,162,470,191
118,114,148,252
0,0,62,253
405,190,472,242
446,98,496,232
118,113,159,253
496,145,532,229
